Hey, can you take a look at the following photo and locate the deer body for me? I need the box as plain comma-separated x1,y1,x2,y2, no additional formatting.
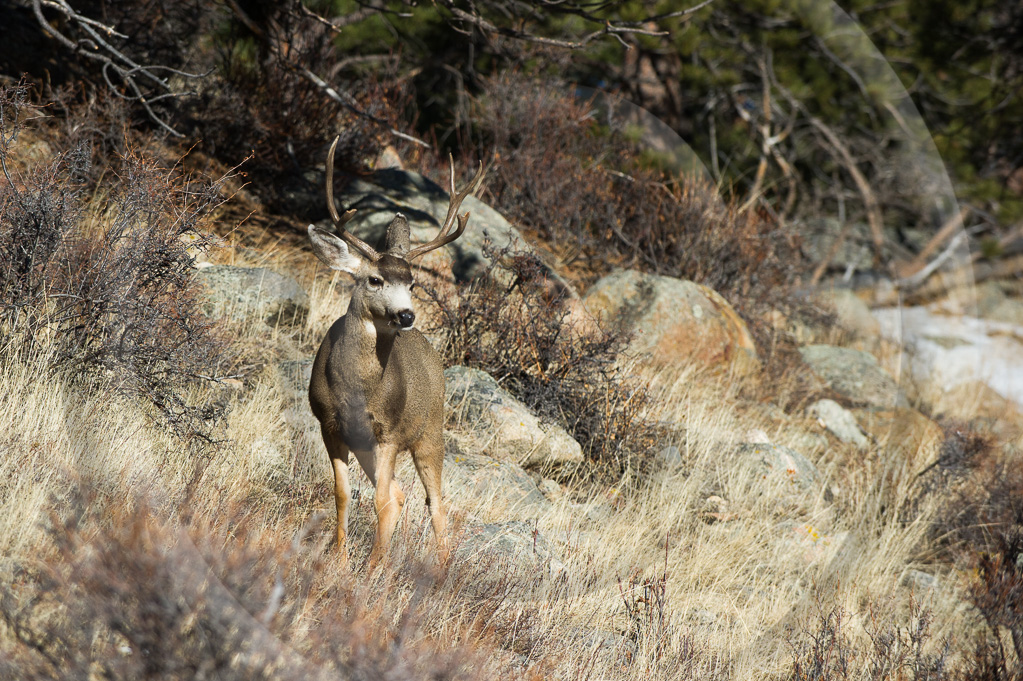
310,308,445,456
308,138,484,567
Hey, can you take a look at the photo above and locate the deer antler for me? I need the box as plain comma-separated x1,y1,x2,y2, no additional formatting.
406,155,486,261
325,136,380,260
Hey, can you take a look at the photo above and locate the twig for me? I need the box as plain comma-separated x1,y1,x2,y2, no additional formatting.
435,0,714,50
896,231,967,290
293,66,431,149
222,0,431,149
908,206,970,270
771,75,887,269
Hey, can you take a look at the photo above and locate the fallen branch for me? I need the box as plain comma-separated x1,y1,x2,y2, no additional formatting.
909,206,970,270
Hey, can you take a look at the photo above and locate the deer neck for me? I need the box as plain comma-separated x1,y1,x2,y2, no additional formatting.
343,291,398,382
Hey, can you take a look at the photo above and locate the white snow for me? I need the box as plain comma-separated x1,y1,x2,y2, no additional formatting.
873,306,1023,408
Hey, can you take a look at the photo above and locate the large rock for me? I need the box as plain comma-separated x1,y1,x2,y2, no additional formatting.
443,442,552,519
873,305,1023,410
798,344,904,409
808,399,870,449
197,266,309,326
799,218,878,271
582,269,759,374
445,366,584,468
740,442,822,493
328,168,571,295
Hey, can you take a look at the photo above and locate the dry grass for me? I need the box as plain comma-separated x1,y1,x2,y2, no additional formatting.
0,284,983,678
1,93,1016,680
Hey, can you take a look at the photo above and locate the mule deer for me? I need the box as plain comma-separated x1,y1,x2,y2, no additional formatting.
308,137,485,568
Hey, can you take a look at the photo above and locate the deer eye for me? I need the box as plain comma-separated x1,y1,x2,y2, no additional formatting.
408,282,416,292
368,276,383,288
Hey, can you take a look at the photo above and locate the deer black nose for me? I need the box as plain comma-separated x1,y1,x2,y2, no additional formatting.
396,310,415,329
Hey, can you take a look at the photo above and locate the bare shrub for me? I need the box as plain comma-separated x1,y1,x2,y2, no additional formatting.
190,22,389,215
786,591,950,681
471,71,808,316
424,241,667,479
927,428,1023,679
0,82,233,443
788,600,852,681
0,489,491,681
13,1,386,212
615,538,702,674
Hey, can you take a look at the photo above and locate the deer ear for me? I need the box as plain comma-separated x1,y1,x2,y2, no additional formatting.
384,213,410,257
308,225,362,274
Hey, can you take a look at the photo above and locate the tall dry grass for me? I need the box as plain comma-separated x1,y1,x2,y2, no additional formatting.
1,87,1014,681
1,258,981,679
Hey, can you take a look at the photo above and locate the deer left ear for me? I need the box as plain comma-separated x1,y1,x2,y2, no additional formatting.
308,224,363,274
384,213,410,257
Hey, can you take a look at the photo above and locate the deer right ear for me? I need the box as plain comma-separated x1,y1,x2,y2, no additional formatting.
308,225,363,274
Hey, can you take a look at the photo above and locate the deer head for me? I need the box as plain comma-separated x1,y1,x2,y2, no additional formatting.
308,137,485,334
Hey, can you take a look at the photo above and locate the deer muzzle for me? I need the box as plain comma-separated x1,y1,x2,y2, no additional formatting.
395,310,415,330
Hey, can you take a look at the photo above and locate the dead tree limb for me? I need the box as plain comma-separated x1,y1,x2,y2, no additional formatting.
433,0,715,50
770,74,886,270
29,0,207,137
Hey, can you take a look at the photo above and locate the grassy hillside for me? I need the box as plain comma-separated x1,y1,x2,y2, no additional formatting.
2,66,1022,681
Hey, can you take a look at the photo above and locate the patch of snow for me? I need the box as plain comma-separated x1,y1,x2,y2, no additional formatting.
873,306,1023,407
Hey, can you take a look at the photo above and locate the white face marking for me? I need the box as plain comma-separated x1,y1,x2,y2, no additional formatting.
384,282,414,316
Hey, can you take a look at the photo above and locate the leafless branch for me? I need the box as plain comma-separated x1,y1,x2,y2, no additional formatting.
299,2,381,33
30,0,207,137
770,70,887,269
909,206,970,270
293,65,431,148
434,0,715,50
222,0,431,149
896,230,967,289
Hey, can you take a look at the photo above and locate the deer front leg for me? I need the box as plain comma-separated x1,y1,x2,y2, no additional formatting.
412,434,449,564
331,457,352,560
321,427,353,564
368,442,404,569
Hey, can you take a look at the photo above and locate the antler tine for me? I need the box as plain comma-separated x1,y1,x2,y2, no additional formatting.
325,136,379,260
407,155,487,261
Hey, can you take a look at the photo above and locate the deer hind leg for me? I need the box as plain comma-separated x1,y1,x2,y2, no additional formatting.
321,426,352,564
368,442,404,569
412,433,449,563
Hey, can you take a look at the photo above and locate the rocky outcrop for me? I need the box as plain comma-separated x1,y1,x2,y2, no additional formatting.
873,304,1023,410
197,265,309,326
582,269,759,375
327,168,572,295
798,344,904,409
445,366,584,468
